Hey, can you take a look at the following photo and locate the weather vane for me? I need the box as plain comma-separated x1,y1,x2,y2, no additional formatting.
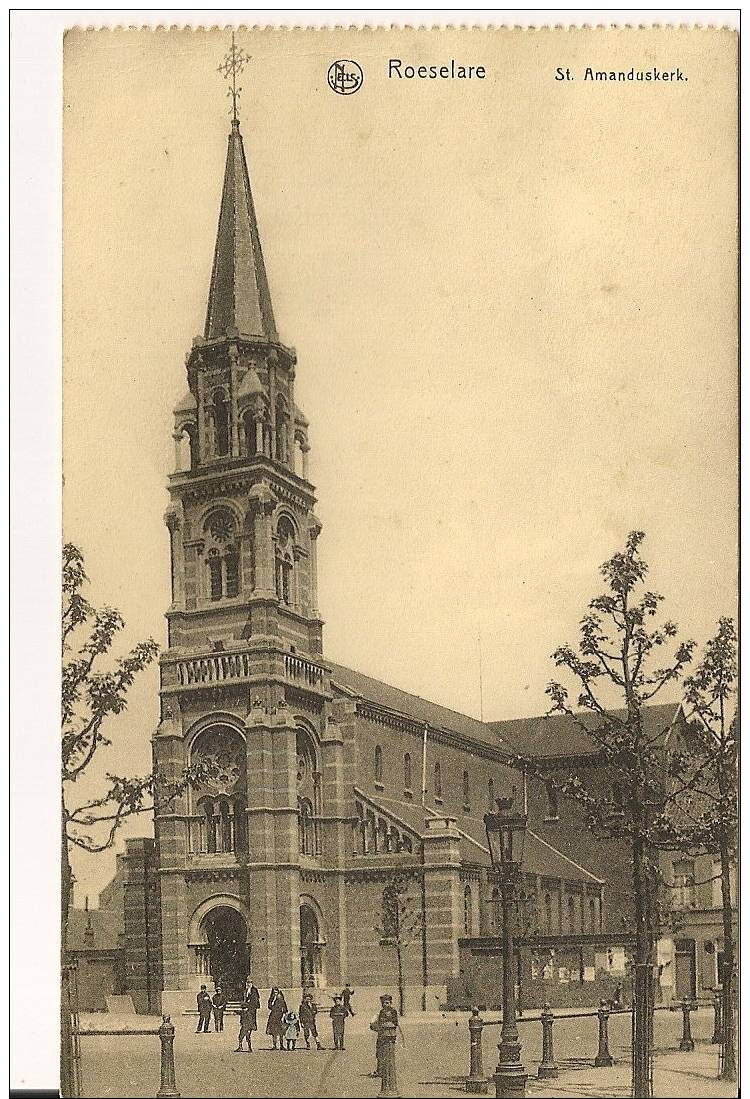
217,32,251,122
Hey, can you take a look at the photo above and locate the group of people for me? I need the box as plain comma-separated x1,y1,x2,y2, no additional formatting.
195,978,357,1053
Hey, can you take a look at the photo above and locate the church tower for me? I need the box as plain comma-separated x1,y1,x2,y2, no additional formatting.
152,72,350,1010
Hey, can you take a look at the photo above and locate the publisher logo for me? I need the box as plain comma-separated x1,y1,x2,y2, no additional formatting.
328,60,364,95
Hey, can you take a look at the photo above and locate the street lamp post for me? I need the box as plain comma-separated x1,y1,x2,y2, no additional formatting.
484,793,528,1099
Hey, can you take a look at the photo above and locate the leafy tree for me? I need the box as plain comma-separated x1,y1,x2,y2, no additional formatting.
672,618,737,1080
515,532,695,1099
375,871,424,1016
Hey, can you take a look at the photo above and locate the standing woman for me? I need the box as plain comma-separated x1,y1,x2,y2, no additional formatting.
266,986,288,1050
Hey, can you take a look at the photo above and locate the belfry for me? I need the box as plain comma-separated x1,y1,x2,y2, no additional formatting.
111,60,656,1019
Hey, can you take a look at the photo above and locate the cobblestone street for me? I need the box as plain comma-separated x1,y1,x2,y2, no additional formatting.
77,1006,735,1098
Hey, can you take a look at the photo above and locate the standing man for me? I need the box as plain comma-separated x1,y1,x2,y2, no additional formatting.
341,983,356,1017
212,985,227,1032
369,993,402,1077
299,991,323,1050
330,993,347,1051
235,1000,257,1053
196,985,212,1033
243,976,261,1012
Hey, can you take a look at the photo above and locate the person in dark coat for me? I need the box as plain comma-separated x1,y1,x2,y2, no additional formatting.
212,986,227,1032
299,991,323,1050
235,1000,257,1053
243,977,261,1010
369,994,402,1076
330,993,347,1051
341,983,355,1017
266,987,288,1050
196,985,212,1033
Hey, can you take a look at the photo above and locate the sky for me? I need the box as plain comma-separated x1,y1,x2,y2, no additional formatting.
61,27,737,903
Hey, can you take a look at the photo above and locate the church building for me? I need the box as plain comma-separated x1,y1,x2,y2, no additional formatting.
111,110,676,1018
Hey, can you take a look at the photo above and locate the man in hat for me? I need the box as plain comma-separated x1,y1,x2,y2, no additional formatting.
341,983,356,1017
212,985,227,1032
329,993,347,1051
369,993,401,1077
195,985,212,1033
299,991,323,1050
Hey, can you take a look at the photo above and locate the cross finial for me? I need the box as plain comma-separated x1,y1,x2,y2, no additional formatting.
217,32,251,122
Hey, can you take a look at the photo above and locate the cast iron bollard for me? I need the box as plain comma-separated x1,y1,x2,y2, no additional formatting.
466,1008,488,1093
537,1003,558,1080
711,990,723,1044
679,1000,696,1052
594,1000,614,1068
156,1015,180,1098
378,1020,400,1098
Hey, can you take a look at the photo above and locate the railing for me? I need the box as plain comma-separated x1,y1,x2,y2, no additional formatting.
284,653,326,689
170,650,327,691
177,652,252,686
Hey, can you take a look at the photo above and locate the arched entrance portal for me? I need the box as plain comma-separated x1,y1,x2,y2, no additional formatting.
201,906,249,1001
300,904,325,988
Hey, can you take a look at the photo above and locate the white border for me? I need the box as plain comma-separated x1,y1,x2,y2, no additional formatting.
9,9,741,1093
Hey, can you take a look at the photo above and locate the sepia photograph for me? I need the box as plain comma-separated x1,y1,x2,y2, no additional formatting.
28,17,742,1099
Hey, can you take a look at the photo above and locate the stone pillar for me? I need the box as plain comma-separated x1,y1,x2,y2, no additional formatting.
301,441,310,481
308,516,322,618
249,487,276,597
245,700,278,985
152,712,190,1002
165,508,183,608
422,817,463,997
271,704,301,989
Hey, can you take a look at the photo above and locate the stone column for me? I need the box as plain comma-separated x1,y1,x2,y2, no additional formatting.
165,507,183,608
308,516,322,618
249,487,276,597
422,816,463,997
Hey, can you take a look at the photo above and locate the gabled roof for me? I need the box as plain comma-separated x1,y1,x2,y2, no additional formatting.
329,661,500,749
204,119,278,342
486,702,681,761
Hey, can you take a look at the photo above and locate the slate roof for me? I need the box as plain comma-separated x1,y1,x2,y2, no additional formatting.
204,120,278,342
486,702,681,760
66,908,122,953
329,661,504,750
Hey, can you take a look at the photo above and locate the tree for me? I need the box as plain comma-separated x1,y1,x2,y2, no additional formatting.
672,618,737,1080
375,872,424,1016
61,544,211,1093
515,532,695,1099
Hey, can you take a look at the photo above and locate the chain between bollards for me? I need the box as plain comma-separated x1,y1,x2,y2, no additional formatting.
594,1000,614,1068
466,1008,488,1093
679,999,696,1052
156,1015,180,1099
537,1003,558,1080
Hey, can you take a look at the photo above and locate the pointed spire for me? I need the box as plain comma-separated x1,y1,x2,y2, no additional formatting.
204,119,278,342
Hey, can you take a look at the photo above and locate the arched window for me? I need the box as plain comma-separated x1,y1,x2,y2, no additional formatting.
275,397,289,463
544,893,553,933
404,752,412,793
211,389,229,456
545,781,559,821
299,798,315,857
491,887,500,933
189,725,247,856
242,410,257,457
463,886,473,935
488,778,495,812
434,761,442,801
224,547,239,597
463,770,471,810
207,550,222,601
374,745,383,786
275,516,295,605
382,886,399,940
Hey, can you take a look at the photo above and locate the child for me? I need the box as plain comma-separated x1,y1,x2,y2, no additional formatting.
235,1001,256,1053
283,1008,301,1051
330,993,347,1051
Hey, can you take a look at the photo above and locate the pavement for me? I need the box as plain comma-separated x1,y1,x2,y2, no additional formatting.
76,1005,737,1098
